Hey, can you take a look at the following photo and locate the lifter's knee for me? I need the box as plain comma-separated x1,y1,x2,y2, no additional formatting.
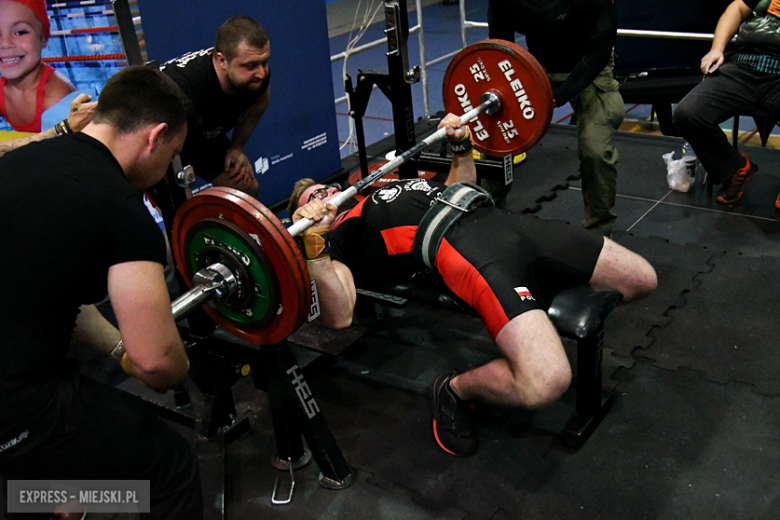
623,252,657,301
593,238,657,302
511,360,571,409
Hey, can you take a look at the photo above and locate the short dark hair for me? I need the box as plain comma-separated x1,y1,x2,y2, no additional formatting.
214,16,269,61
92,67,189,137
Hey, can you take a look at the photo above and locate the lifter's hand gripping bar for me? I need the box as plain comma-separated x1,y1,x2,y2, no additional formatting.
286,91,501,237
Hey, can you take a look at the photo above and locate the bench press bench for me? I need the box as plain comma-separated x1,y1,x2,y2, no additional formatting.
356,276,623,448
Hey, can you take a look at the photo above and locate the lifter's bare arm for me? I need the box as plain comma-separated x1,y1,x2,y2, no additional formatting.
292,198,357,329
107,261,189,391
439,113,477,186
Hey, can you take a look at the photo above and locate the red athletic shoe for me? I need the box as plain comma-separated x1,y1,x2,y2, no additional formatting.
716,153,758,204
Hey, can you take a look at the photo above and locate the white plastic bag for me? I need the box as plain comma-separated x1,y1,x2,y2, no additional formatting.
663,151,694,192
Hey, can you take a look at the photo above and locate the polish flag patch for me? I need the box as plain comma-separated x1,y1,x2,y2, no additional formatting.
514,286,535,301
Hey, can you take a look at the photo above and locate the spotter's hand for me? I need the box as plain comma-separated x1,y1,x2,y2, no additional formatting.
67,94,97,133
223,149,253,185
438,112,469,143
293,198,338,227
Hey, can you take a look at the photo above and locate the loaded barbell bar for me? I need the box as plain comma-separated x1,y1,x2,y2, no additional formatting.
170,263,237,321
287,92,499,237
290,39,554,235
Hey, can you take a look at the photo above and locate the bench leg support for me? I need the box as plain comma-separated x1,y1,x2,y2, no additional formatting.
561,324,614,449
257,343,358,489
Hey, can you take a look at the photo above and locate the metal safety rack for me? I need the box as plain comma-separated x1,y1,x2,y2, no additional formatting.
346,0,513,191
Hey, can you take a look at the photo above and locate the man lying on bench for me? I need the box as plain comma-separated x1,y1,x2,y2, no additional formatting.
288,113,657,457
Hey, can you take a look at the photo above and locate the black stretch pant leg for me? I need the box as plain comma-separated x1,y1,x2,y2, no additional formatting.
673,63,762,184
0,378,202,520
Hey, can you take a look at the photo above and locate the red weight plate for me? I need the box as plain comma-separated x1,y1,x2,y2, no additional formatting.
207,188,312,342
348,160,438,193
172,187,311,345
442,39,553,156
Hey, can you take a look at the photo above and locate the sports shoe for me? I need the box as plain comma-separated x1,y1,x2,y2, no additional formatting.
430,373,477,456
716,153,758,204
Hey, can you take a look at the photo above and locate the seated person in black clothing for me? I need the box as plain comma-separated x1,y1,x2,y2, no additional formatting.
673,0,780,207
160,15,271,199
288,114,657,457
0,67,202,520
488,0,624,237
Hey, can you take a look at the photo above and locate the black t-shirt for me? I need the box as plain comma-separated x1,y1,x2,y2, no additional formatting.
0,133,166,424
488,0,617,105
330,179,445,288
160,48,270,180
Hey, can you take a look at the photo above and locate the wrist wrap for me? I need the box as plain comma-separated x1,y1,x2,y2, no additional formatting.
301,224,331,261
449,126,473,156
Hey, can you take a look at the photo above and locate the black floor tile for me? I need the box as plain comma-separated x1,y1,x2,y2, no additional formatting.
533,186,658,233
506,130,582,213
644,252,780,396
333,302,497,394
627,202,780,257
303,368,556,519
518,362,780,520
605,232,720,356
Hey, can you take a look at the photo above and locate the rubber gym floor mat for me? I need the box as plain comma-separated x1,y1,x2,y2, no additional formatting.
626,199,780,258
533,187,657,233
225,417,470,519
605,231,722,356
300,366,558,519
644,251,780,396
532,127,780,247
504,128,583,213
288,317,373,357
517,362,780,520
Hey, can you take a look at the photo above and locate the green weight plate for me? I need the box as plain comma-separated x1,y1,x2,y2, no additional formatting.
183,218,278,327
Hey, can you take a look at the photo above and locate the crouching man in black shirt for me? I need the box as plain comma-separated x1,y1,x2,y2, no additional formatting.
160,16,271,199
0,67,201,519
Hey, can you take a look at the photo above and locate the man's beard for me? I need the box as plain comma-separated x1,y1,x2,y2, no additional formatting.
228,72,263,93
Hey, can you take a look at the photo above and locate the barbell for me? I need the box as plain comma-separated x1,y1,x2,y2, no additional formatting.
169,39,553,344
